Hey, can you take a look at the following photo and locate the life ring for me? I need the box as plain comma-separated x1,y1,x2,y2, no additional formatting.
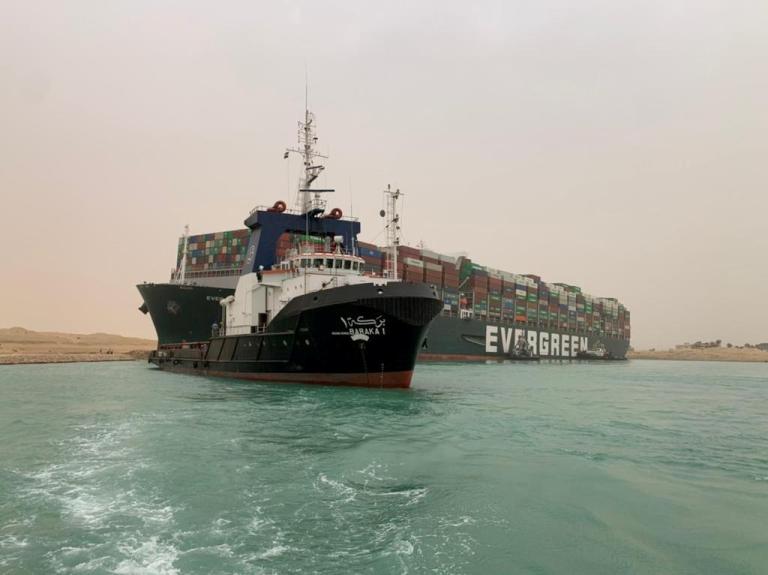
269,200,287,213
327,207,343,219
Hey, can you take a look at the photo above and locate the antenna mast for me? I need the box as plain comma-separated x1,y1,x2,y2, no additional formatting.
383,185,402,280
285,108,331,215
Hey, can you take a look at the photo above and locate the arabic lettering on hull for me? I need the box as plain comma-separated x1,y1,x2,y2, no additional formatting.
334,315,388,342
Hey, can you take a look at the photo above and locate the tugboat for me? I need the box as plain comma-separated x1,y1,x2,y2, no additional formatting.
576,343,616,360
149,243,442,387
506,333,540,361
147,109,443,388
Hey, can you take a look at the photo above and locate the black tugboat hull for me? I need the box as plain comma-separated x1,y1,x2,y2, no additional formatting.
149,282,443,388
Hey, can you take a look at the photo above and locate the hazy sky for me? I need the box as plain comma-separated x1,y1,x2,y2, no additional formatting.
1,0,766,349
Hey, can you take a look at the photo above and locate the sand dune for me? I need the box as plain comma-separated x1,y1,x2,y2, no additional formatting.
0,327,155,365
629,347,768,363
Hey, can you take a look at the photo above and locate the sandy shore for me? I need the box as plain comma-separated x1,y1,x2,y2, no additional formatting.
629,348,768,363
4,327,765,366
0,327,155,366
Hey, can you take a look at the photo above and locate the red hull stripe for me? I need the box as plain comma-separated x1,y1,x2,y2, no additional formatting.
157,365,414,388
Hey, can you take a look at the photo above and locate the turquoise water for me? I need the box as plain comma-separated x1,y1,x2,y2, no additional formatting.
1,360,767,574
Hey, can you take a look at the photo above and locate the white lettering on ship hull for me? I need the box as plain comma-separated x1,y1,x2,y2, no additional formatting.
485,325,498,353
334,315,388,342
484,327,589,358
539,332,549,355
501,327,514,353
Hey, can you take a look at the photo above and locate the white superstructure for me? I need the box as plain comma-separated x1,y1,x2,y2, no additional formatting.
221,246,393,336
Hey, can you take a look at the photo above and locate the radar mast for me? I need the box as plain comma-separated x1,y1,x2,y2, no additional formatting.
284,108,334,216
382,185,402,280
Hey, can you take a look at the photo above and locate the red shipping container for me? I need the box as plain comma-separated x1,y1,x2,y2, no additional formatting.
397,246,420,258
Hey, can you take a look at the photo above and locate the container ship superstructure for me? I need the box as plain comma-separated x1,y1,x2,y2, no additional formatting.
138,109,630,362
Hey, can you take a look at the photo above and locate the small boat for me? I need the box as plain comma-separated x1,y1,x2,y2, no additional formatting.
149,246,442,387
506,334,540,361
575,343,616,360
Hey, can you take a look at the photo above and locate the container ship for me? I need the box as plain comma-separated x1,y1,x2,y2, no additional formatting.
138,110,630,362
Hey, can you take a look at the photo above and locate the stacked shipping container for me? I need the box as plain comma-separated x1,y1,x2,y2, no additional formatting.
175,229,251,278
177,230,630,340
383,247,629,340
357,241,385,275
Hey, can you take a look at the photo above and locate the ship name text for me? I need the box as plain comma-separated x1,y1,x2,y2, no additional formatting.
485,325,588,357
333,316,387,342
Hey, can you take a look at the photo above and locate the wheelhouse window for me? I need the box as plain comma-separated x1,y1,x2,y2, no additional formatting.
301,258,309,268
343,259,352,270
313,258,323,268
325,258,334,268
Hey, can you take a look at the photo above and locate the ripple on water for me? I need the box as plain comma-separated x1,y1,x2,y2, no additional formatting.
11,418,183,573
22,423,174,528
2,360,767,574
114,536,180,575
